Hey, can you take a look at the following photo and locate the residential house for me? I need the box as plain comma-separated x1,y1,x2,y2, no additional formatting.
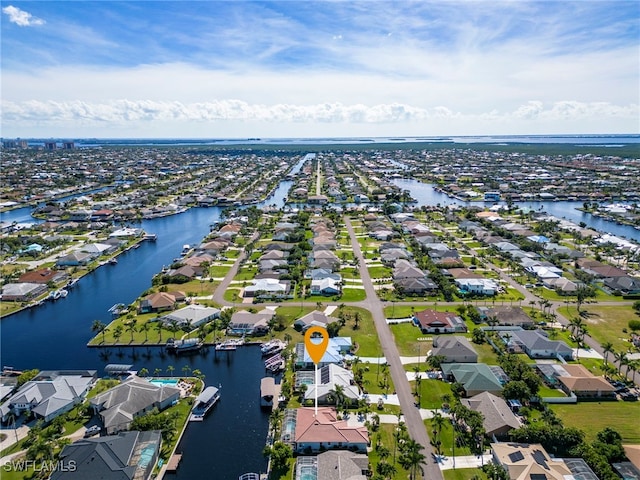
56,250,93,267
393,259,425,280
455,277,499,296
138,291,185,314
303,364,361,405
479,306,534,329
604,275,640,294
310,277,342,296
1,282,48,301
505,330,573,360
282,407,369,453
555,364,616,399
160,305,220,329
295,451,369,480
461,392,520,437
491,443,572,480
164,265,198,280
294,310,340,332
90,376,180,434
295,337,352,369
228,309,275,336
17,268,68,285
394,276,438,296
51,430,161,480
243,278,291,298
431,336,478,363
0,370,96,423
440,363,504,396
413,309,467,334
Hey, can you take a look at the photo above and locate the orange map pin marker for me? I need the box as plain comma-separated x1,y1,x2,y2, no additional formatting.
304,326,329,365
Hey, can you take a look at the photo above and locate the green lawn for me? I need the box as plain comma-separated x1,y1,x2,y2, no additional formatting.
337,288,366,302
551,401,640,443
389,322,424,356
426,418,473,457
559,305,639,354
224,288,243,302
416,379,453,409
368,266,392,279
208,265,232,277
443,468,487,480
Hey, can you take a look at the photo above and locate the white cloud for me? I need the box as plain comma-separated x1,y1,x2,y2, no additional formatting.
2,5,44,27
3,99,636,129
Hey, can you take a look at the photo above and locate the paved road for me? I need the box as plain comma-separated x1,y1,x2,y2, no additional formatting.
344,217,442,480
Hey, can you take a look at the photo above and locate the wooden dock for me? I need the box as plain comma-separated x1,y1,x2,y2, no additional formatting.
166,453,182,472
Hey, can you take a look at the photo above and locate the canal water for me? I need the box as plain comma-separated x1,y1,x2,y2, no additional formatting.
0,170,296,479
392,178,640,242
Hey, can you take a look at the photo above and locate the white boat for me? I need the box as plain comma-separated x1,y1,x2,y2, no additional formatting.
182,244,191,254
189,385,221,422
58,289,68,298
50,290,62,301
261,339,286,356
166,338,203,354
108,257,118,265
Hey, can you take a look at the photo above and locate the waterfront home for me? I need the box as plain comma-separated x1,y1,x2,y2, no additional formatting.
90,376,180,434
1,282,48,301
461,392,520,438
164,265,198,280
0,370,96,423
51,430,161,480
17,268,68,285
293,310,340,332
138,291,185,314
504,330,573,360
295,451,369,480
282,407,369,454
56,250,93,267
160,305,220,329
228,309,274,336
440,363,504,397
491,443,572,480
302,364,361,406
431,336,478,363
295,337,352,369
413,309,467,334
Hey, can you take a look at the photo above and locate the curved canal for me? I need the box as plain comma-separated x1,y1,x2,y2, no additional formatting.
392,178,640,242
1,174,295,479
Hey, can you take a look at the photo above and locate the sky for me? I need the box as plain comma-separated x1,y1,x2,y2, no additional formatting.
1,1,639,138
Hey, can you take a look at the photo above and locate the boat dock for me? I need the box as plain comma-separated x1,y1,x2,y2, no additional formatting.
166,453,182,473
189,385,221,422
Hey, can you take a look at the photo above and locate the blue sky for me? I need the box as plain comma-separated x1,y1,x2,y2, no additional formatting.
2,1,638,138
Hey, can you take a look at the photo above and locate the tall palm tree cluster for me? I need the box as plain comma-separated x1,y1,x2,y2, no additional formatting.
371,420,426,480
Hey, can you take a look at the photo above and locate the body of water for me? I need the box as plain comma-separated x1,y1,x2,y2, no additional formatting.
392,178,640,242
0,172,302,477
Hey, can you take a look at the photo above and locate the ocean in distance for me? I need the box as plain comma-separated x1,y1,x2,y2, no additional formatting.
25,134,640,148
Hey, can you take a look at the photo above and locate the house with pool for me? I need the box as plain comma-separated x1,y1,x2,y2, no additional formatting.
90,376,180,434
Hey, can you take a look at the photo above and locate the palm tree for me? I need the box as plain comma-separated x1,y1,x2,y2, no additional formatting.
602,342,614,365
155,321,164,343
430,411,445,457
614,351,628,376
112,325,123,345
140,321,150,343
125,318,137,343
329,384,346,410
153,368,162,377
166,365,175,377
91,320,108,344
399,439,426,480
138,367,149,377
182,364,191,376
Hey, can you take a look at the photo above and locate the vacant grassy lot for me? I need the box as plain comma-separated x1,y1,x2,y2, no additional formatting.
551,401,640,443
368,265,392,279
389,321,424,356
444,469,487,480
338,287,366,302
559,305,638,353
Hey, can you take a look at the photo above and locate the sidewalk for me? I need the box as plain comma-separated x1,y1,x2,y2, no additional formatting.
437,454,493,470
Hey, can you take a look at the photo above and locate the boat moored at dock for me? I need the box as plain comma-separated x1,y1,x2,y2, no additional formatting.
166,338,203,354
189,385,221,421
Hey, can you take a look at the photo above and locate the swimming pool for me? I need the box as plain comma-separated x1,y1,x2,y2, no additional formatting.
149,378,179,386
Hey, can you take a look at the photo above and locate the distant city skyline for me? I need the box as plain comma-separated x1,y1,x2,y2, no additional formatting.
1,1,638,138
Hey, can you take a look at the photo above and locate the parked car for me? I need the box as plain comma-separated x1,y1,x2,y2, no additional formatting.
84,425,101,437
